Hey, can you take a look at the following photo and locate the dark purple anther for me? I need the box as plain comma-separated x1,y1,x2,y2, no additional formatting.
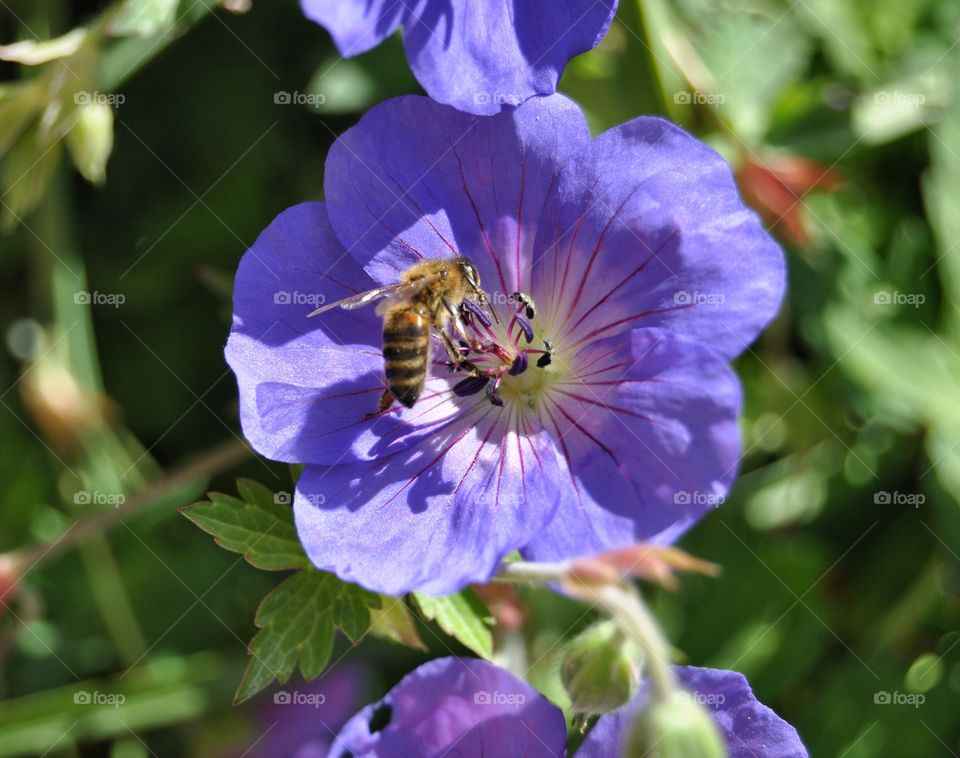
461,299,492,328
514,313,534,343
508,352,528,376
453,375,490,397
485,382,505,407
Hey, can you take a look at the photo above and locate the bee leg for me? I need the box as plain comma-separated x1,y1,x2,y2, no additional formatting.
363,389,395,420
437,330,480,377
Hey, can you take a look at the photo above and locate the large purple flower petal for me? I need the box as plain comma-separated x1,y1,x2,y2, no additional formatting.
522,328,741,563
402,0,618,116
225,202,398,464
300,0,414,58
294,403,563,595
531,115,785,361
577,666,808,758
323,93,589,298
328,657,566,757
301,1,617,115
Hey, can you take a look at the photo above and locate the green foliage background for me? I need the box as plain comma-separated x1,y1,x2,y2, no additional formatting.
1,0,959,755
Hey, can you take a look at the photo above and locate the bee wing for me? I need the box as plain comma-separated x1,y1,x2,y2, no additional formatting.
306,284,407,317
306,275,442,317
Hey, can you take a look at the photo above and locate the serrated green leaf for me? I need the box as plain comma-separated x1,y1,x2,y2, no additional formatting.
235,570,380,702
179,480,308,571
414,589,493,659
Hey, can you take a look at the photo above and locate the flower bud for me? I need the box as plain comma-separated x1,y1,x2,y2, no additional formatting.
625,696,727,758
66,101,114,185
0,553,21,609
561,620,642,714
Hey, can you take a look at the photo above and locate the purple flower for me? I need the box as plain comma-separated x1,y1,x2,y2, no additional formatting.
243,665,368,758
578,666,808,758
299,0,618,115
225,94,784,595
325,658,807,757
327,657,566,756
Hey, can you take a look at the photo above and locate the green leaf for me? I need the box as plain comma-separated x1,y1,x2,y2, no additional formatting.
109,0,180,38
179,478,308,571
413,589,493,659
235,570,380,702
368,596,427,650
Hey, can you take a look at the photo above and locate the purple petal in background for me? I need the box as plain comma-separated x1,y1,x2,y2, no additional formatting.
328,657,566,757
577,666,808,758
301,1,618,115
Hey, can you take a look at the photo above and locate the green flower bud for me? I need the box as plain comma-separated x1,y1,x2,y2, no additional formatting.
66,102,114,186
561,620,642,714
625,696,728,758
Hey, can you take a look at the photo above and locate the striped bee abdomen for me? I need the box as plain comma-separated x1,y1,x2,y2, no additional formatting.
382,306,429,409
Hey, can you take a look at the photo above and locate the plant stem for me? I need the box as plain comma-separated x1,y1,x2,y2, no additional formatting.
495,560,678,703
7,437,250,573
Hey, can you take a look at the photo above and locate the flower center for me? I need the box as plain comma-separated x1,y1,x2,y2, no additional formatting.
448,292,561,409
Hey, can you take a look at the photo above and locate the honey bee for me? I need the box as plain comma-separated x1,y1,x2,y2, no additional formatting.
308,256,491,414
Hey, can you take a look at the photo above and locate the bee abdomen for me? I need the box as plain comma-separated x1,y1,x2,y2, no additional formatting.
383,308,429,409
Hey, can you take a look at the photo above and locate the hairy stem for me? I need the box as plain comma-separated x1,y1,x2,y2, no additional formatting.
495,559,678,703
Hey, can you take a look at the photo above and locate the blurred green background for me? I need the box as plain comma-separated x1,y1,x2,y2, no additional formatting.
1,0,959,755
